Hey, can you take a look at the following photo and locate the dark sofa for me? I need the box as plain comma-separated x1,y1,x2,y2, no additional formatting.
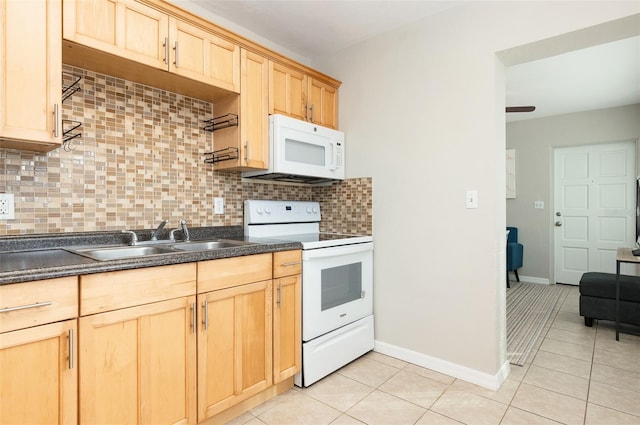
579,272,640,327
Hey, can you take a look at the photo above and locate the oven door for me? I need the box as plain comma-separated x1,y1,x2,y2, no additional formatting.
302,242,373,341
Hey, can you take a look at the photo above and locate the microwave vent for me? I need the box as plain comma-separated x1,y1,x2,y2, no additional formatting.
244,172,337,185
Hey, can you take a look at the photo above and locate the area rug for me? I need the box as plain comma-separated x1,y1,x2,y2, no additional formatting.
506,282,568,365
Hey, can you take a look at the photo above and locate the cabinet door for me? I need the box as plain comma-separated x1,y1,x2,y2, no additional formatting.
63,0,168,70
0,0,61,151
240,49,269,169
169,17,240,93
80,296,197,425
0,319,77,424
273,275,301,383
269,61,308,121
308,78,338,129
197,280,272,421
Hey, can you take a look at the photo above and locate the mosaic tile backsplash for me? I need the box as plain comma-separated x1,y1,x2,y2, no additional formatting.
0,65,372,236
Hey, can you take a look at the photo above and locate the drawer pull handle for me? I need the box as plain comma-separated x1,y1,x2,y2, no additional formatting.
0,301,53,313
281,261,301,267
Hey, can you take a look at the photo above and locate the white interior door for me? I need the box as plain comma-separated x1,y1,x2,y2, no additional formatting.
554,141,636,285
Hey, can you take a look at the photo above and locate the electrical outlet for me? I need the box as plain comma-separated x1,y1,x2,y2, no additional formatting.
214,197,224,215
0,193,15,220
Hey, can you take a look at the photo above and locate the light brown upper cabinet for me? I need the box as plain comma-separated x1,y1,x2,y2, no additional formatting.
63,0,240,93
0,0,62,152
308,77,338,129
169,17,240,93
269,61,308,122
214,49,269,171
269,61,338,129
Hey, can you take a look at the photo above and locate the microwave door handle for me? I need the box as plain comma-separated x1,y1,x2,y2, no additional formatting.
329,141,337,171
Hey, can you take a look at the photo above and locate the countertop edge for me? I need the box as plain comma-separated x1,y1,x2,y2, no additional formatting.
0,239,302,286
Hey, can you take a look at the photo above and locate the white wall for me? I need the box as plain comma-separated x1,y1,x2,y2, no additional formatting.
313,2,640,388
506,104,640,282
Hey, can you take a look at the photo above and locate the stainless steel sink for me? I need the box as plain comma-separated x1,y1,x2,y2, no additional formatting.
168,239,255,251
65,239,255,261
67,245,177,261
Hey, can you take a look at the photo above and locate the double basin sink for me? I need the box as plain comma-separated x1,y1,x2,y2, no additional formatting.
65,239,255,261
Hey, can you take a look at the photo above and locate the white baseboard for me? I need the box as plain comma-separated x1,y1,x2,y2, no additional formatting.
374,340,511,391
512,275,549,284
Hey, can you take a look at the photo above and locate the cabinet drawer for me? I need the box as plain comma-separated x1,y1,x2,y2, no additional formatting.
197,253,272,293
80,263,196,315
0,277,78,333
273,250,302,278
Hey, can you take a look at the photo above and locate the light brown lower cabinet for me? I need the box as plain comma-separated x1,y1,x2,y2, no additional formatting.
79,295,197,425
0,319,78,424
0,251,301,424
197,280,273,421
0,276,78,425
78,263,198,425
273,274,301,383
272,250,302,384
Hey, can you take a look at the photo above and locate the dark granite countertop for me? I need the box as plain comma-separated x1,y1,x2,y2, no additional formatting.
0,226,301,285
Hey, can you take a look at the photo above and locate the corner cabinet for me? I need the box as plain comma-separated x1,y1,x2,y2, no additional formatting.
0,277,78,425
0,0,62,152
78,264,197,425
214,49,269,171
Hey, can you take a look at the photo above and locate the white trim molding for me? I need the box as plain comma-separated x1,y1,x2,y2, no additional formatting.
516,275,550,284
374,340,511,391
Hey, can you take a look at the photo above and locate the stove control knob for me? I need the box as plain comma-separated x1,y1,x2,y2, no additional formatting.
256,207,263,214
306,207,312,213
265,208,272,214
312,207,318,214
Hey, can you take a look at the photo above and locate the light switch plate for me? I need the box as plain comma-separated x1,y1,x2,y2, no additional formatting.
0,193,15,220
534,201,544,209
465,190,478,209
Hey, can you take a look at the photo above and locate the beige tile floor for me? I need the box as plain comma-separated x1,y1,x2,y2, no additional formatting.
228,285,640,425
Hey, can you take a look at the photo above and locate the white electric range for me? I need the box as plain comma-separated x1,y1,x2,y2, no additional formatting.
244,200,374,387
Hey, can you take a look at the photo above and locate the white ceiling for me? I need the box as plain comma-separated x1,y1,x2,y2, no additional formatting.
179,1,640,123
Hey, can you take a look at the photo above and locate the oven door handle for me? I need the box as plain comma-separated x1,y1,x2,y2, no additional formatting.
302,242,373,260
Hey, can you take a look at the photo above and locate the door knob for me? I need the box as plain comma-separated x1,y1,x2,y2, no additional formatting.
555,221,562,226
556,212,562,216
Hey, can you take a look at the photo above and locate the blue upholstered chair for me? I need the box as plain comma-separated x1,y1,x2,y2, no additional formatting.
506,226,524,288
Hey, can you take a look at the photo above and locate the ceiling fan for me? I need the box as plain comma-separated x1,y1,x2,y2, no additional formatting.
506,106,536,113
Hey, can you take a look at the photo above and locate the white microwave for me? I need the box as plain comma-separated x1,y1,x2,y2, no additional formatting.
242,114,345,184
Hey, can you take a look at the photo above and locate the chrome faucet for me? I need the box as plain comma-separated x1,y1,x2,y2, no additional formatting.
170,219,190,242
150,220,168,241
122,230,138,246
180,219,190,242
